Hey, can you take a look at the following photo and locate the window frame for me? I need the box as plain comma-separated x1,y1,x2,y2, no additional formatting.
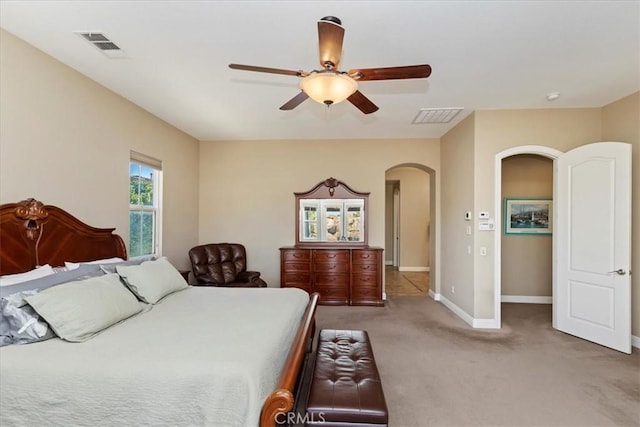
129,151,163,259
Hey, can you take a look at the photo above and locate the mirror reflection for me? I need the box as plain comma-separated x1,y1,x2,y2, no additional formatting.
300,199,364,243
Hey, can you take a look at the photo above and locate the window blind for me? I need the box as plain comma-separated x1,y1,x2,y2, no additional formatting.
130,151,162,170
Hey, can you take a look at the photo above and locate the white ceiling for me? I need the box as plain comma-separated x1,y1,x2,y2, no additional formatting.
1,1,638,141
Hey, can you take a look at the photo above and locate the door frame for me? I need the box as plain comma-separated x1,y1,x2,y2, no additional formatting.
393,185,400,267
493,145,563,327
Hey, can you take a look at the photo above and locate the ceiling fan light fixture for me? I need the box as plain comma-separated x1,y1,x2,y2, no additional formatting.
300,71,358,105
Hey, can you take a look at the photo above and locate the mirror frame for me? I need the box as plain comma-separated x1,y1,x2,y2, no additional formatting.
294,177,369,247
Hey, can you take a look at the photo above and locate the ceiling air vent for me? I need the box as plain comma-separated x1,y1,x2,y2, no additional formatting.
75,32,126,58
412,107,464,124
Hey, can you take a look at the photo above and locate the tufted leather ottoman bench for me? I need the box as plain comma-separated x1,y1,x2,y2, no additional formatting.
306,329,388,426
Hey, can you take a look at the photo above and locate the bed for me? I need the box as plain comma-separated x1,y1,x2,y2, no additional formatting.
0,198,319,427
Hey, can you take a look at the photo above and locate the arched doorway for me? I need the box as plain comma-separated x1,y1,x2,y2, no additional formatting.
385,163,437,298
493,146,562,326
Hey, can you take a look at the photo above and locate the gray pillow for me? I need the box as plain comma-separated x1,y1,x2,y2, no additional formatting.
1,290,56,345
0,264,104,298
116,257,188,304
25,273,143,342
0,264,105,346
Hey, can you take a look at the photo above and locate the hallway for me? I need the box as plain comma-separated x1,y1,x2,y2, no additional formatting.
384,266,429,296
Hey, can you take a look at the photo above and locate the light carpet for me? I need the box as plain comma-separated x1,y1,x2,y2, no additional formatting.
314,297,640,426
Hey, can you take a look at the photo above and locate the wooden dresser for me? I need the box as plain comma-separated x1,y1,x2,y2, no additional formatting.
280,246,383,306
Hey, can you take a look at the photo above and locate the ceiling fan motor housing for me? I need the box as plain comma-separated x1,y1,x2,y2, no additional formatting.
320,16,342,25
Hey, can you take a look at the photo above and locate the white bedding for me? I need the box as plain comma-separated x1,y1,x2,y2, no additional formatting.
0,286,310,427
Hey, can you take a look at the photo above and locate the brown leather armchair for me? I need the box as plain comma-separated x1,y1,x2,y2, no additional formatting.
188,243,267,288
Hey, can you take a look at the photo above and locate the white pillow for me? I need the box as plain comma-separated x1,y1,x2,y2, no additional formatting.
25,273,142,342
0,265,55,287
64,257,124,271
116,257,188,304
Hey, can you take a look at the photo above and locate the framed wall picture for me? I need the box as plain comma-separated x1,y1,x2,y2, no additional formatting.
504,198,552,235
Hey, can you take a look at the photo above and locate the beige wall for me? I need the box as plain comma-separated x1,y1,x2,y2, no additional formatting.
4,27,637,338
601,92,640,337
447,101,638,336
472,108,603,318
0,30,200,270
441,113,476,314
198,139,440,288
501,155,553,297
385,166,430,269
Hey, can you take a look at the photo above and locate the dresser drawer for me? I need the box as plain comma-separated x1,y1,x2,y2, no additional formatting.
314,272,349,287
352,273,378,287
283,262,310,272
352,250,379,264
352,263,377,274
282,250,311,262
350,285,380,301
284,272,310,284
314,284,349,304
314,262,349,273
313,250,349,263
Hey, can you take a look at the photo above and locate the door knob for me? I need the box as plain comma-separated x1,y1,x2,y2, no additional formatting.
608,269,626,275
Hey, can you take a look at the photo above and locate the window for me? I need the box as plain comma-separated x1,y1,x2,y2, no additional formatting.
129,152,162,258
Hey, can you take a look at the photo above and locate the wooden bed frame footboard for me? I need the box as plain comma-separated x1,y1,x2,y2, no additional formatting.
260,292,319,427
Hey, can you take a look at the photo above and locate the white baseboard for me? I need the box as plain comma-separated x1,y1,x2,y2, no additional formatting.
501,295,552,304
382,291,387,301
439,295,474,327
398,266,430,272
473,318,500,329
439,295,499,329
439,295,639,341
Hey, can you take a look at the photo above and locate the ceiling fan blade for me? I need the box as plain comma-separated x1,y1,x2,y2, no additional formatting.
280,91,309,110
229,63,305,77
347,90,379,114
318,18,345,69
348,64,432,81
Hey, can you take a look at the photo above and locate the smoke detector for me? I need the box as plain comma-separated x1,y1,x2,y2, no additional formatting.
546,92,561,101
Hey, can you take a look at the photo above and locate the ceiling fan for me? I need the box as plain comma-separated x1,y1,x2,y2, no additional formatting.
229,16,432,114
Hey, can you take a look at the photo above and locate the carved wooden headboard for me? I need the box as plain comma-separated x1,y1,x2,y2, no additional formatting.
0,199,127,275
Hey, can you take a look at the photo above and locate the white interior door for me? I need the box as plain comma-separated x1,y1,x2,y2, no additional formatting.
554,142,632,353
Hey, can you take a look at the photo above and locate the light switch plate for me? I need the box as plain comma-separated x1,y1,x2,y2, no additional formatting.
479,211,490,219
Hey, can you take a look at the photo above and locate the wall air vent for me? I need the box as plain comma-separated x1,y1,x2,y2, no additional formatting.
75,32,127,58
412,107,464,124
